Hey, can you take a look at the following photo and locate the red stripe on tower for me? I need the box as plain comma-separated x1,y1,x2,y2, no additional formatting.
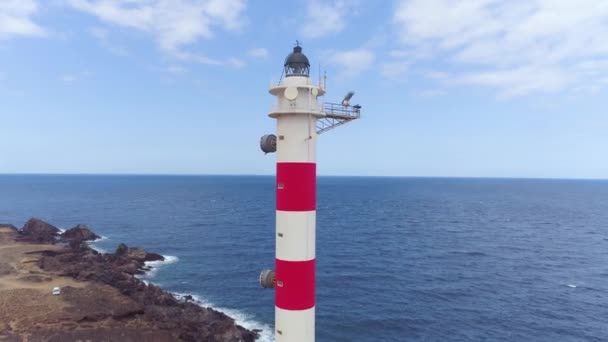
276,162,316,211
275,258,315,310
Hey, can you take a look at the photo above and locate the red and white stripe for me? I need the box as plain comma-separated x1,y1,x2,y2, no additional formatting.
275,114,316,341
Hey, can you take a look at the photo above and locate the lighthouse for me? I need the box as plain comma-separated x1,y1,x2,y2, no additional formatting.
259,43,361,341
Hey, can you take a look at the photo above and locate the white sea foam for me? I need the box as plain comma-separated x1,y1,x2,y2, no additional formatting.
173,293,274,342
89,236,109,253
142,255,179,278
87,236,109,253
89,244,107,253
137,254,273,340
79,240,271,340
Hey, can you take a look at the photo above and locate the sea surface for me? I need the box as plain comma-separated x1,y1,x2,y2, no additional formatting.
1,175,608,341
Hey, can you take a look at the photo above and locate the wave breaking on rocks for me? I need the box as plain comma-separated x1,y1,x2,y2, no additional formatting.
0,218,260,342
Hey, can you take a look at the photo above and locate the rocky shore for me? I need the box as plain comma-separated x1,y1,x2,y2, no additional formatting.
0,218,259,342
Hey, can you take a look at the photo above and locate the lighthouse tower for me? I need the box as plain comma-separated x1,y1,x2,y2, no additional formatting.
259,43,361,342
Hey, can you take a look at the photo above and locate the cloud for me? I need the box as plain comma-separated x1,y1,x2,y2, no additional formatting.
60,74,77,83
59,71,90,83
227,57,245,68
460,67,569,98
170,50,223,66
416,89,446,98
300,1,357,39
248,47,268,58
392,0,608,97
164,65,187,75
67,0,247,65
380,61,409,79
0,0,46,39
89,27,128,56
327,48,374,78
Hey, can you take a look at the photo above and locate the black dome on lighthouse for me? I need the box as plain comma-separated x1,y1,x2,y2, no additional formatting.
284,44,310,77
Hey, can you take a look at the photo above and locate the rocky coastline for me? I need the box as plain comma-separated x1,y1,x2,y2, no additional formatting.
0,218,260,341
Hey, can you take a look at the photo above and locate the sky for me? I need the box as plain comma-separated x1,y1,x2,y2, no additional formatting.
0,0,607,178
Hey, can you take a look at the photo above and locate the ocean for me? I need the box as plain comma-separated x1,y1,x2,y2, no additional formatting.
1,175,608,341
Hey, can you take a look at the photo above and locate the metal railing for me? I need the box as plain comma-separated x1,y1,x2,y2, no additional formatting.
317,102,361,134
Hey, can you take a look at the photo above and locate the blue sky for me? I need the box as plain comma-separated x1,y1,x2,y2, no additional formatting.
0,0,607,178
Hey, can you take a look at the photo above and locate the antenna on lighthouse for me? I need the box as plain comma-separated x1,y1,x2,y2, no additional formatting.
318,63,321,89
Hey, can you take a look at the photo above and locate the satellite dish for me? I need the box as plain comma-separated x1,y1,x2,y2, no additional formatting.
284,87,298,100
311,88,319,97
341,91,355,106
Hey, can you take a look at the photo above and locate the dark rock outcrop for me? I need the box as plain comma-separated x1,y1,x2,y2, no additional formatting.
116,243,129,256
34,228,257,341
60,224,100,243
145,252,165,262
116,243,165,262
19,218,60,243
127,247,147,262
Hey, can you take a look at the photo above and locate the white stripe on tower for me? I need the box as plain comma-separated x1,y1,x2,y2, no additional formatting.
275,113,317,342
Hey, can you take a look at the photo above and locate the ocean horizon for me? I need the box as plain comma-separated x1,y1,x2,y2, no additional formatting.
2,173,608,181
2,175,608,341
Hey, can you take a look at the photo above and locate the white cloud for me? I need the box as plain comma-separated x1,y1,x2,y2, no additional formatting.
380,61,409,79
425,71,449,81
0,0,46,39
67,0,247,65
300,1,357,39
416,88,446,98
327,48,374,78
248,47,268,58
89,27,128,56
227,57,245,68
171,50,223,66
166,65,188,74
60,74,77,83
460,67,569,98
393,0,608,97
59,71,90,83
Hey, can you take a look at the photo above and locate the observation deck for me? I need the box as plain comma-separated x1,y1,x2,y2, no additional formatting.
317,102,361,134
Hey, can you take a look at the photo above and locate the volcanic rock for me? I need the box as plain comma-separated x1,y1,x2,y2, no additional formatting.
145,252,165,262
61,224,100,243
117,262,139,275
20,218,60,243
2,219,260,341
116,243,129,256
37,241,258,341
127,247,147,262
115,243,165,262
